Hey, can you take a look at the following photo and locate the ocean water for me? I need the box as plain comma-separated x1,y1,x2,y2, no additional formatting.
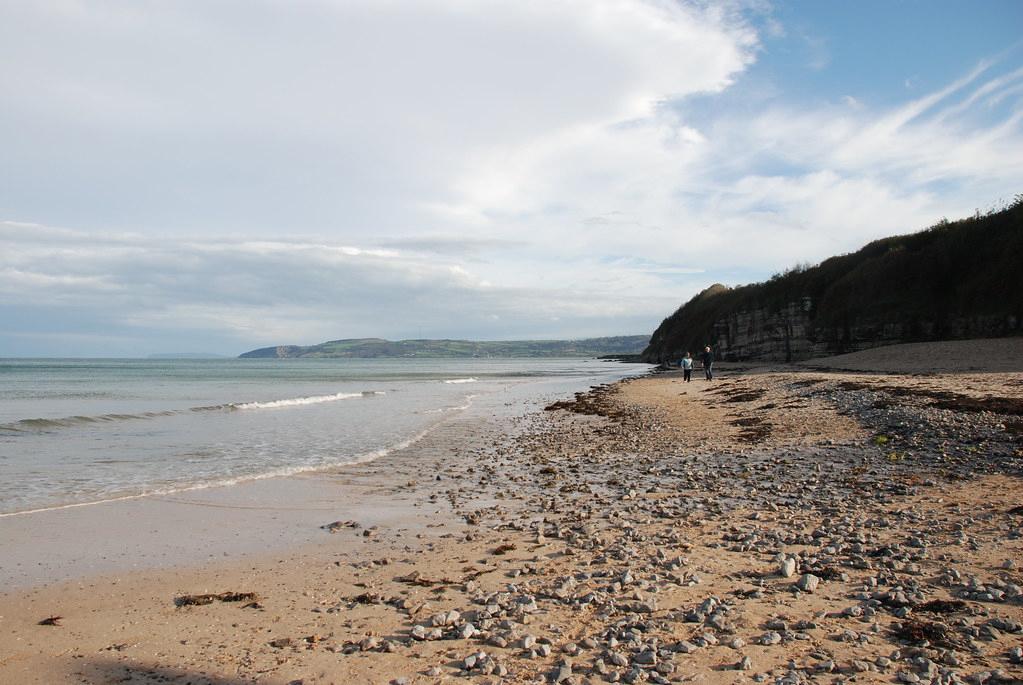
0,357,646,516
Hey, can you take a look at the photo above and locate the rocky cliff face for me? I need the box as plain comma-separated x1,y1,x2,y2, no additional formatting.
706,301,1017,362
710,300,822,362
643,201,1023,363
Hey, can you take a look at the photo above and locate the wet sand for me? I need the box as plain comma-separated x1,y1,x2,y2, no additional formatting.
2,339,1022,684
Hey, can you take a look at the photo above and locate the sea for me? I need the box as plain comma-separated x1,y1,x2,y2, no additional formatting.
0,357,648,516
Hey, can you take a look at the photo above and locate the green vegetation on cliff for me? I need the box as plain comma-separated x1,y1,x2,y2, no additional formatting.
643,199,1023,363
240,335,650,359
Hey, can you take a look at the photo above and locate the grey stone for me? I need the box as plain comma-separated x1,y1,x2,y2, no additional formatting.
633,650,657,665
675,640,699,654
780,558,797,578
795,574,821,593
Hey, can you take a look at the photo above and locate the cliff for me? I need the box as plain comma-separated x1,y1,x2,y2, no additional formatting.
643,200,1023,363
239,335,650,359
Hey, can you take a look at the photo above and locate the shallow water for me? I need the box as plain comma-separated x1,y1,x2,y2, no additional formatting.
0,357,647,515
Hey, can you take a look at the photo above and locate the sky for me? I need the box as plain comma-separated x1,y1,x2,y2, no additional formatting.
1,0,1022,357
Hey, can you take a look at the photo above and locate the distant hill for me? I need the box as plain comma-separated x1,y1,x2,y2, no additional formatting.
147,353,229,359
643,199,1023,363
239,335,650,359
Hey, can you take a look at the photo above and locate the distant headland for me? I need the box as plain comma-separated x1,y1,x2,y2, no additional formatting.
238,335,650,359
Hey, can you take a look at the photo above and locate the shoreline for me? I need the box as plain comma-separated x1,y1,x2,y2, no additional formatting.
0,367,650,590
0,385,497,590
0,409,446,522
2,342,1022,684
0,357,643,521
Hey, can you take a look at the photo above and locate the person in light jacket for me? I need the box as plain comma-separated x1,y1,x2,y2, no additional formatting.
680,352,693,382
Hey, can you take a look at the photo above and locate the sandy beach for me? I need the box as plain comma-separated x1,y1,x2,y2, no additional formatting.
2,339,1022,685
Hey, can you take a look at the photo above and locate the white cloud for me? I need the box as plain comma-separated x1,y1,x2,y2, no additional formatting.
0,2,1021,355
422,56,1022,272
0,1,756,225
0,226,678,352
0,268,121,291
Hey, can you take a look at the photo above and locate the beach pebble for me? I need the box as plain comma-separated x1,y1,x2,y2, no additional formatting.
633,650,657,665
851,660,872,672
795,574,821,593
553,661,574,683
816,660,836,673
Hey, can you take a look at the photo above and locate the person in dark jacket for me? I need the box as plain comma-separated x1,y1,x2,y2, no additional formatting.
701,345,714,381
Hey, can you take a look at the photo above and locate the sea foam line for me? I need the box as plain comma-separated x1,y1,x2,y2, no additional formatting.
232,391,382,410
0,391,387,432
0,393,475,519
444,377,477,384
425,393,479,413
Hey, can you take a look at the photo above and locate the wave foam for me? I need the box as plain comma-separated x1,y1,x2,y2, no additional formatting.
0,410,177,432
444,377,477,384
1,391,387,432
232,392,369,410
0,394,470,519
425,393,479,413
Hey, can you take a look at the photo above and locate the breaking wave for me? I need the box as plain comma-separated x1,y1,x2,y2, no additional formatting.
0,411,179,431
443,377,477,384
0,393,468,519
0,391,386,432
232,391,382,410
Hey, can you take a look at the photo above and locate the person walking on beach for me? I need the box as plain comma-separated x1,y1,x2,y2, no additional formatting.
681,352,693,382
701,345,714,381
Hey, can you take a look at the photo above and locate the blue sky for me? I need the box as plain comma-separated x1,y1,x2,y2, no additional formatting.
757,1,1022,104
1,0,1021,356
